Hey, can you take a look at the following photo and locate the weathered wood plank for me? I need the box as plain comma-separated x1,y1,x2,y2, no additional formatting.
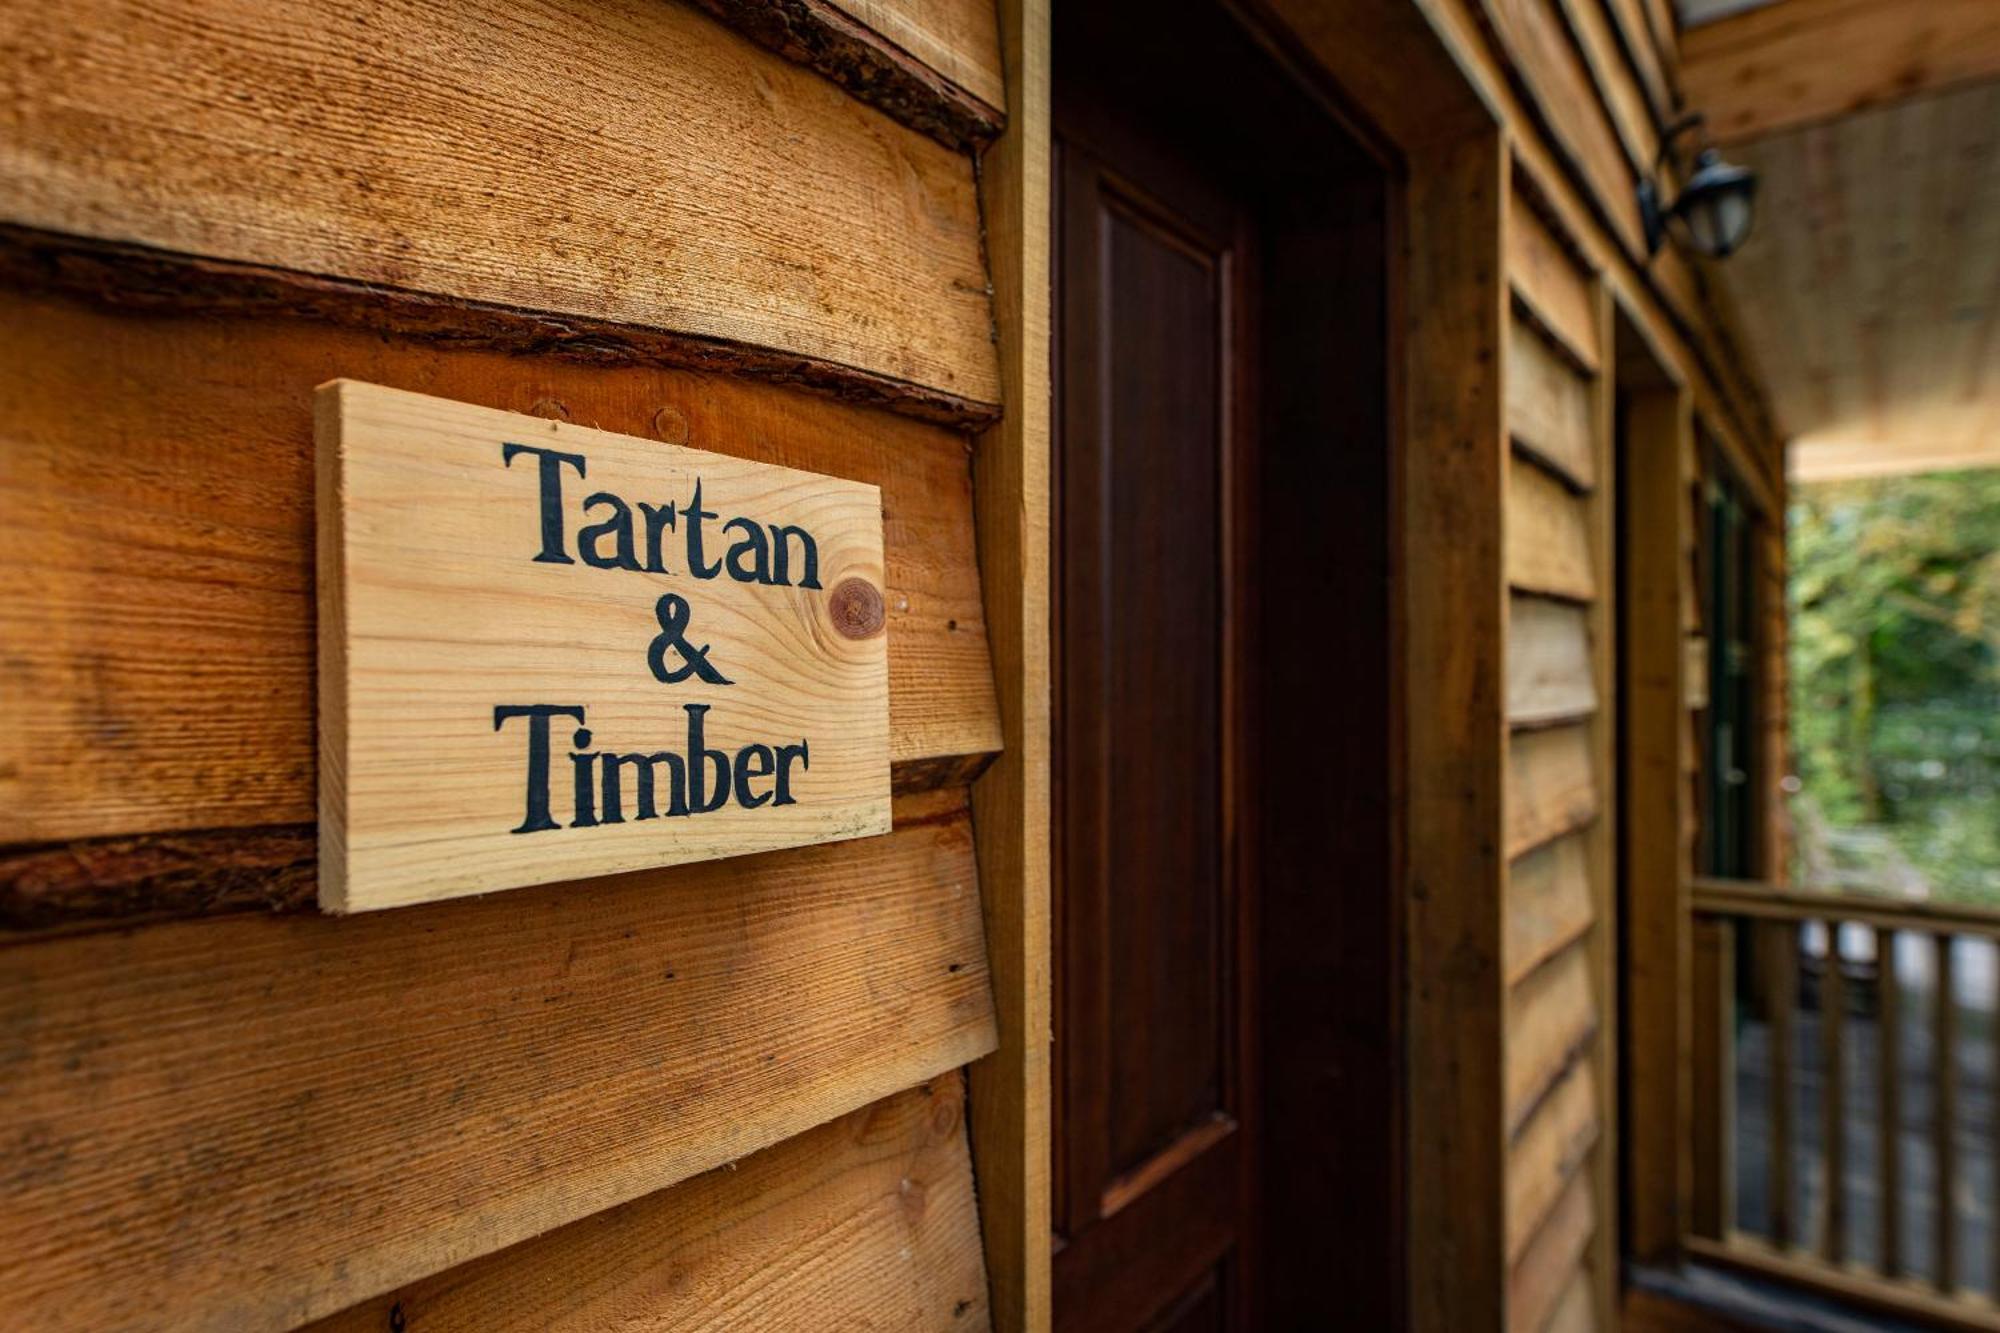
0,288,1002,846
828,0,1006,108
0,799,997,1331
1682,0,2000,144
1507,831,1595,988
691,0,1003,151
306,1076,992,1332
1507,1058,1601,1261
1484,0,1644,255
1508,185,1600,374
1509,595,1598,727
1507,316,1598,489
1507,453,1597,602
0,0,1000,404
1508,1169,1595,1333
1507,724,1600,864
1507,939,1599,1135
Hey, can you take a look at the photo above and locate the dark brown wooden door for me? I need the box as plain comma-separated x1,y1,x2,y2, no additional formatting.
1053,113,1259,1333
1054,3,1401,1326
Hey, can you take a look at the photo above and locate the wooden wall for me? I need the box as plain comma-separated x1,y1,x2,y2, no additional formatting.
0,0,1047,1328
1503,181,1616,1333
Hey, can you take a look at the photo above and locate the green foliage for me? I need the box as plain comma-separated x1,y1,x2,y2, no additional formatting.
1790,470,2000,903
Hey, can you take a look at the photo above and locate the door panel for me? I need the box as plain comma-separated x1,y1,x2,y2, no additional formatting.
1055,117,1253,1333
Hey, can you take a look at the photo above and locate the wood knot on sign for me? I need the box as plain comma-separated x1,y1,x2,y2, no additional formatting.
828,577,885,640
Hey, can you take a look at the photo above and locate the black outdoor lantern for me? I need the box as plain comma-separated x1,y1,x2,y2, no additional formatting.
1639,114,1759,259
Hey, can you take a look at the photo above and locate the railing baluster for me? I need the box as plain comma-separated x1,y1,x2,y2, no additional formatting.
1935,932,1958,1294
1877,925,1901,1280
1691,917,1734,1239
1770,919,1797,1250
1822,919,1847,1264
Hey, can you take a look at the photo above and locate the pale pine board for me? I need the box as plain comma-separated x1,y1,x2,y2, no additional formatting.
0,799,996,1331
1507,452,1597,602
1506,940,1598,1135
1507,724,1599,859
318,381,890,910
0,0,999,404
829,0,1007,109
307,1077,993,1332
966,0,1054,1324
1508,1170,1595,1333
1507,316,1597,490
0,289,1001,846
1507,1057,1600,1262
1506,831,1595,988
1508,595,1598,727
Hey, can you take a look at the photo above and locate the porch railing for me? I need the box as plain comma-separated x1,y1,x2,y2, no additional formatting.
1690,877,2000,1330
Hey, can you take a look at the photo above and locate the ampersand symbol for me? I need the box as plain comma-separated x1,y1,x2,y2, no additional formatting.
648,593,733,685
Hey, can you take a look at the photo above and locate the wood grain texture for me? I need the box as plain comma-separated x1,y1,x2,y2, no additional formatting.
1508,316,1598,490
1507,724,1600,859
0,0,1000,405
1682,0,2000,144
690,0,1003,152
316,381,890,911
306,1077,992,1332
1415,0,1786,505
1507,453,1597,602
1508,188,1601,374
1620,384,1693,1262
1506,939,1599,1136
1553,0,1658,172
0,798,997,1330
1506,831,1595,987
827,0,1006,108
1604,0,1676,125
1483,0,1645,255
1508,1170,1596,1333
1403,132,1511,1333
0,287,1001,848
967,0,1052,1326
1721,85,2000,479
1506,1057,1601,1261
1508,595,1598,727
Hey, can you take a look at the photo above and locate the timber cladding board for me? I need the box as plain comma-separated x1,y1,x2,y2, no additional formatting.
1507,723,1599,860
0,288,1002,851
1505,940,1598,1137
318,381,890,911
1507,186,1600,375
1509,1170,1596,1333
1506,316,1597,490
306,1076,991,1332
1505,831,1594,987
1506,594,1598,728
0,790,997,1331
827,0,1007,109
0,0,1000,407
1506,1055,1601,1262
1506,454,1596,602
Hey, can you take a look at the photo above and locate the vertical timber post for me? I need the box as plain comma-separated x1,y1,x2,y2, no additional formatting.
970,0,1053,1326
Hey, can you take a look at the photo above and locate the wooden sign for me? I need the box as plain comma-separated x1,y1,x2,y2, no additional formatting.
316,381,890,912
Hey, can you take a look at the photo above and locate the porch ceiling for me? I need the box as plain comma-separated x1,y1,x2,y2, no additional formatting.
1680,0,2000,481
